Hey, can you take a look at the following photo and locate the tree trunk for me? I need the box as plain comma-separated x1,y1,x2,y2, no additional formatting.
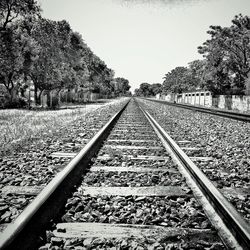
245,71,250,95
38,89,43,105
34,84,39,105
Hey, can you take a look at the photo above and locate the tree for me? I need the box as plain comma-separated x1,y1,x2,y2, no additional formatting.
151,83,162,95
29,19,82,103
0,1,118,106
134,82,154,97
0,0,40,31
0,21,39,100
134,88,142,96
188,60,206,88
113,77,131,96
162,67,198,94
0,0,40,101
198,14,250,95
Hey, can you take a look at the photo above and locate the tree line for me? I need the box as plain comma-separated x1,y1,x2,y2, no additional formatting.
135,14,250,97
0,0,131,107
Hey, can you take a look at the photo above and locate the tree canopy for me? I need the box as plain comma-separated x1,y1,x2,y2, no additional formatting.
113,77,131,96
0,0,40,31
198,14,250,95
134,82,162,97
0,0,130,105
162,66,200,94
162,14,250,96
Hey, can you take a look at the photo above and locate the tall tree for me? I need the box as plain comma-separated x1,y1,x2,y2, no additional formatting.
151,83,162,95
0,21,39,100
29,19,76,103
162,66,198,94
134,82,154,97
0,0,40,100
113,77,131,96
198,14,250,94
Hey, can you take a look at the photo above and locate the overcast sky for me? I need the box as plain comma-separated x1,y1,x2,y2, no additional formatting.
39,0,250,92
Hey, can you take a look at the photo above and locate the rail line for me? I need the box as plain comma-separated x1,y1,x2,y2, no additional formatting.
145,98,250,122
0,98,249,249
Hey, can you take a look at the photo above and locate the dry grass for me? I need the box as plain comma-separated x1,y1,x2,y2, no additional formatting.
0,103,109,155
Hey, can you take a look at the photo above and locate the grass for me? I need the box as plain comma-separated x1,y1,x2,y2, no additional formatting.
0,103,107,155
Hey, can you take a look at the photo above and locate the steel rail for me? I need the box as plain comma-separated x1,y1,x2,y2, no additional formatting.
145,98,250,122
138,103,250,250
0,99,130,250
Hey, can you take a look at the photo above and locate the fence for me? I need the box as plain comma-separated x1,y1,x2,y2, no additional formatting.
156,91,250,112
39,88,101,108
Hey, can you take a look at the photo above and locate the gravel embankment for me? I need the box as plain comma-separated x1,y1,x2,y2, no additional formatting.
0,98,128,224
138,98,250,221
42,100,224,250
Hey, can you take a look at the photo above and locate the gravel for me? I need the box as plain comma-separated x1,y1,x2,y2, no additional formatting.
81,170,186,187
0,98,129,224
39,99,225,250
138,98,250,221
62,194,210,229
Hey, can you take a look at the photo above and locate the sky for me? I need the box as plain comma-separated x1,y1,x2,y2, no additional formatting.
39,0,250,92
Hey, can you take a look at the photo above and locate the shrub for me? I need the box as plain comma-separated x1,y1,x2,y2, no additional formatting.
1,97,28,108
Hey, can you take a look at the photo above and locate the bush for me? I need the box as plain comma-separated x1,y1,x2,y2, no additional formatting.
1,97,28,108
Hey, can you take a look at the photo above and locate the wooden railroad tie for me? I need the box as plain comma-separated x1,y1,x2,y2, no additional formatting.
50,152,213,163
53,222,218,242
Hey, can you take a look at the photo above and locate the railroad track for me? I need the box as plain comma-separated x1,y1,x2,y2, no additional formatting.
145,98,250,122
0,98,249,249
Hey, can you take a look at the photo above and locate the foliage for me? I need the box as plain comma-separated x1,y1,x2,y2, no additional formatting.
0,21,39,100
0,0,127,107
113,77,131,96
2,96,28,108
162,66,199,94
29,19,76,100
0,0,40,102
161,14,250,96
0,0,40,31
134,83,162,97
151,83,162,95
134,82,155,97
198,14,250,95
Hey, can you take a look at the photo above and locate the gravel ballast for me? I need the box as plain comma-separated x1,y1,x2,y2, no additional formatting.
138,98,250,222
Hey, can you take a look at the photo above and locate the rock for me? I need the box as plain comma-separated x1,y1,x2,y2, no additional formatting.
64,239,73,246
136,209,143,217
99,215,107,222
62,213,73,222
201,221,209,229
83,237,93,247
209,243,224,250
151,175,159,183
38,243,50,250
74,246,86,250
108,215,117,223
121,239,128,247
104,204,111,212
51,237,63,246
92,238,105,245
0,205,9,212
136,246,144,250
1,211,11,221
130,241,138,248
135,196,146,202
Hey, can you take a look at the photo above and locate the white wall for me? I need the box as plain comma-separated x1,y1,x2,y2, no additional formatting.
156,92,250,112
